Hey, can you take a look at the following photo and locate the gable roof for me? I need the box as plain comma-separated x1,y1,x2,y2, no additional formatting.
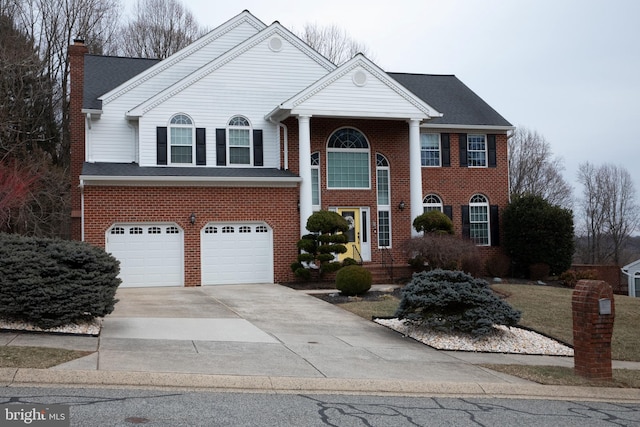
83,55,159,110
266,54,442,122
389,73,513,128
126,22,336,118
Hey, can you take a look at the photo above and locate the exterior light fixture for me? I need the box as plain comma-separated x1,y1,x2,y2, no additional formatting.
398,201,406,211
189,212,196,225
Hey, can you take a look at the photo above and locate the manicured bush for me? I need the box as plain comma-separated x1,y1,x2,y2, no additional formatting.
412,210,454,234
292,211,349,280
394,269,521,336
0,233,121,328
404,234,480,273
503,195,574,277
559,269,598,288
335,265,372,296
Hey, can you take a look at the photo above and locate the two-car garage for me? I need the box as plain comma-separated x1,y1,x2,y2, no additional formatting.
106,222,274,287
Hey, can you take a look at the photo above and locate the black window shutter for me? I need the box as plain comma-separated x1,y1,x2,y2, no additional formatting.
443,205,453,220
461,205,470,239
490,205,500,246
488,134,497,167
156,127,167,165
216,128,226,166
196,128,206,165
441,133,450,167
458,133,467,167
253,129,263,166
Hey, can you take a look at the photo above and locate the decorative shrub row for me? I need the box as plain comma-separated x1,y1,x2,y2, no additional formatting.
394,269,521,337
0,233,121,328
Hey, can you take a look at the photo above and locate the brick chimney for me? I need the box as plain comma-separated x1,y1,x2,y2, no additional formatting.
69,39,88,241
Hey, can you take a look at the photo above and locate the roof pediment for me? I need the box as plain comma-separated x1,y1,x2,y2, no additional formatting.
267,55,443,122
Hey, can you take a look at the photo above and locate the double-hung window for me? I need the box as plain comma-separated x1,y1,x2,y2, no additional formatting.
467,134,487,167
227,116,251,165
421,133,440,167
327,128,370,189
469,194,490,245
169,114,194,164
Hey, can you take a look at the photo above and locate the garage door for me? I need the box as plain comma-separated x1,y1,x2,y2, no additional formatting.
201,223,273,285
106,223,183,287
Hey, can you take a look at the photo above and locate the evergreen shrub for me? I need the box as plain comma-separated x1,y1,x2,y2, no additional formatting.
412,211,454,234
335,265,372,296
0,233,121,328
394,269,521,336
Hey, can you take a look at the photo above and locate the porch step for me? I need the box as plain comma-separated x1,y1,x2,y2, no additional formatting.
361,263,414,285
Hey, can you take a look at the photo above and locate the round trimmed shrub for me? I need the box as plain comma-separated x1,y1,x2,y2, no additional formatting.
335,265,372,296
0,233,121,328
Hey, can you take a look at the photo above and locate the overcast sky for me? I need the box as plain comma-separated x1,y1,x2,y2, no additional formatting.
184,0,640,205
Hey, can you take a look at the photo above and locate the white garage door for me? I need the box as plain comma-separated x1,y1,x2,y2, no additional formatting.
201,223,274,285
106,223,183,287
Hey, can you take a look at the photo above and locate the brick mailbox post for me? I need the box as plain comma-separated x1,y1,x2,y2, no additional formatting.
572,280,615,380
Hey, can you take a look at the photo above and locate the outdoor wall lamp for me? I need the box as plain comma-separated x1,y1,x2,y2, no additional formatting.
189,212,196,225
398,201,406,211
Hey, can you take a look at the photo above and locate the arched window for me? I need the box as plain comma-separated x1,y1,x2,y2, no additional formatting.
376,153,391,247
311,152,320,208
327,128,370,189
423,194,443,212
227,116,251,165
469,194,490,245
169,114,194,164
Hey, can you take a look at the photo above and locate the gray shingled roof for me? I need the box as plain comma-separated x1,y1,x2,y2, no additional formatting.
81,162,299,179
388,73,512,127
83,55,159,110
82,56,511,127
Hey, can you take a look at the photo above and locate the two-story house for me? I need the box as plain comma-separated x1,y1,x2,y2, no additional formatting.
69,10,513,288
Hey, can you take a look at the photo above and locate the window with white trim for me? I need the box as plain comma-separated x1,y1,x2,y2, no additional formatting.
423,194,443,212
376,153,391,247
327,128,370,189
470,194,490,245
227,116,252,165
421,133,441,167
467,135,487,167
169,114,195,164
311,152,320,209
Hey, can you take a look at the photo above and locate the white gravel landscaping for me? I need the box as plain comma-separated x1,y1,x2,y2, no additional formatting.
0,318,102,336
375,318,574,356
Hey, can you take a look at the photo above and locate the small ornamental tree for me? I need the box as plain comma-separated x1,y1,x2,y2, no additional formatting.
394,269,521,337
412,210,454,234
291,210,350,280
502,194,574,277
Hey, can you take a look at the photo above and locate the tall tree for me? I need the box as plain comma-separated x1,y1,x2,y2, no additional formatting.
12,0,121,166
577,162,639,265
0,12,69,236
117,0,207,59
296,23,374,65
508,127,572,208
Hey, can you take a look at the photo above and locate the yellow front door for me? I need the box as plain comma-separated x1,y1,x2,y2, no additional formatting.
337,208,361,262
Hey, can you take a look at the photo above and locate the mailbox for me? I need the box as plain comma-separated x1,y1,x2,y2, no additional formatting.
599,298,612,315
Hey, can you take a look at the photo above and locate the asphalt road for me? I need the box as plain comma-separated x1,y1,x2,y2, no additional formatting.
1,386,639,426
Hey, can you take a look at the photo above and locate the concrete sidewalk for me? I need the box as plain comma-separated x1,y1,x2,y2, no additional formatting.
1,284,639,401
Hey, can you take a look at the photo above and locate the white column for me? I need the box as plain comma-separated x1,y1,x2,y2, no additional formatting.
298,115,313,236
409,119,423,237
